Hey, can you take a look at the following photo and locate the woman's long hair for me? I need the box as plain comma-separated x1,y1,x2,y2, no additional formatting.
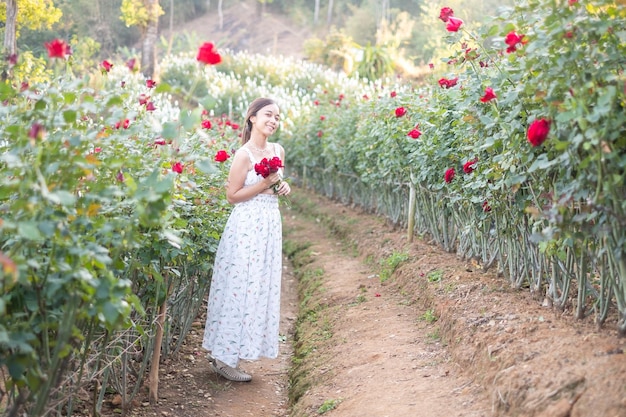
241,97,277,145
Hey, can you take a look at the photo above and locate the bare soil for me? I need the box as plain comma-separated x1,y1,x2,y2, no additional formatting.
119,188,625,417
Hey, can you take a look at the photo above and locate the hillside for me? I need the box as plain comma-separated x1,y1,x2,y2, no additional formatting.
176,1,312,59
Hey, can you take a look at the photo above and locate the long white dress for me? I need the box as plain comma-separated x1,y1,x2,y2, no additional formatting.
202,146,283,368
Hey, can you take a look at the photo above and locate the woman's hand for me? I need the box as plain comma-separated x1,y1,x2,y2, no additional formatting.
274,179,291,196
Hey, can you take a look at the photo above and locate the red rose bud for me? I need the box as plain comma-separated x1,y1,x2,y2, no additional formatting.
446,17,463,32
146,102,156,112
407,128,422,139
527,118,551,147
28,123,45,141
215,150,230,162
480,87,497,103
231,123,239,130
101,60,113,72
126,58,137,71
172,162,184,174
196,42,222,65
395,106,407,117
146,79,157,88
444,167,456,183
482,201,492,212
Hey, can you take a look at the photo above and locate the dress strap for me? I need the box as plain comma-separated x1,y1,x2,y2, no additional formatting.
240,147,255,162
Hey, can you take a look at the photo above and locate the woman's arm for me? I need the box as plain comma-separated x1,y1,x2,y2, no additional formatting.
225,150,281,204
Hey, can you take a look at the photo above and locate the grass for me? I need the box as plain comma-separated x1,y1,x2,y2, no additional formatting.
427,269,443,283
317,398,342,414
420,308,438,324
379,251,409,283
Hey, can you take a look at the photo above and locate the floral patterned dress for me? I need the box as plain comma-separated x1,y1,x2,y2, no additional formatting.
202,145,283,368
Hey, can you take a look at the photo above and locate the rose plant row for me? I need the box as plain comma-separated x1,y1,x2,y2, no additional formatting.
287,0,626,335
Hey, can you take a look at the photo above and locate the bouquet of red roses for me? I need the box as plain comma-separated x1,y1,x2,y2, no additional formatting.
254,156,284,193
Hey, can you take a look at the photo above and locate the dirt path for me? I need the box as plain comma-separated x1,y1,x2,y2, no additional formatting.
126,188,626,417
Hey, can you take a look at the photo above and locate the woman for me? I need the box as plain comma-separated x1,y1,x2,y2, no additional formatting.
202,97,291,382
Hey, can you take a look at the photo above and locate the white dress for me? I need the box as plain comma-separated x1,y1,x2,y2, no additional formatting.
202,146,283,368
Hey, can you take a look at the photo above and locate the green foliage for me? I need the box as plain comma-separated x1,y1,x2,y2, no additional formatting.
427,270,443,283
421,309,438,323
379,251,409,283
0,51,234,414
318,398,342,414
120,0,164,28
0,0,62,33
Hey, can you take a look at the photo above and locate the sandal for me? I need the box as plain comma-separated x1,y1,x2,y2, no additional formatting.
210,357,252,382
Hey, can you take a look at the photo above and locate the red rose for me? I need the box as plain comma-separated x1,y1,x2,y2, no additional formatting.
196,42,222,65
463,159,477,174
527,118,551,147
101,60,113,72
172,162,184,174
444,168,456,183
45,39,69,59
439,7,454,22
390,91,397,98
231,123,240,130
215,150,230,162
480,87,497,103
146,102,156,112
202,119,212,129
446,17,463,32
438,77,458,89
43,41,63,59
146,79,157,88
254,162,270,178
505,31,525,53
407,128,422,139
126,58,137,71
138,94,150,105
268,156,283,172
395,106,407,117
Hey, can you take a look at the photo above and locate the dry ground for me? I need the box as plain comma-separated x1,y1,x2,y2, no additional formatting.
117,187,625,417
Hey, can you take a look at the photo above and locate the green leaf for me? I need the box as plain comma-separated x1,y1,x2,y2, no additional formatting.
196,158,219,174
106,96,124,107
63,110,77,124
34,99,47,110
181,110,200,131
17,222,42,240
161,122,178,140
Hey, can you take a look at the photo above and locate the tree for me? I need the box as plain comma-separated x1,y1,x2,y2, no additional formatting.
0,0,62,55
327,0,334,26
120,0,164,78
314,0,320,25
3,0,18,55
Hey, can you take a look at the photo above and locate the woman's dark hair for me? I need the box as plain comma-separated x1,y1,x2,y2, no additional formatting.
242,97,277,144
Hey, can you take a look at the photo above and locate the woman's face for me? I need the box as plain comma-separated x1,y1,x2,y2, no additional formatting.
251,104,280,137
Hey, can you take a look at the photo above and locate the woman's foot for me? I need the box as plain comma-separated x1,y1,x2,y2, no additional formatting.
208,356,252,382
